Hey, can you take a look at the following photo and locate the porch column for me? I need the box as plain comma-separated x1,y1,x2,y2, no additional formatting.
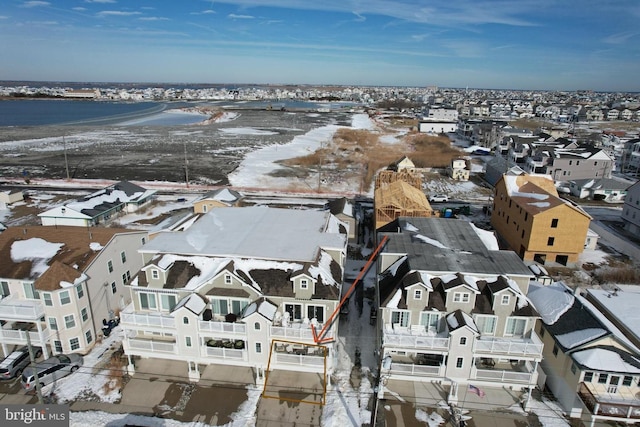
523,386,533,411
448,380,458,405
1,341,8,358
35,321,49,359
188,360,200,382
127,354,136,375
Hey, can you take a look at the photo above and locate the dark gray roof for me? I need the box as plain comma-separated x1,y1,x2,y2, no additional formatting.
545,299,609,352
378,218,533,277
112,181,146,196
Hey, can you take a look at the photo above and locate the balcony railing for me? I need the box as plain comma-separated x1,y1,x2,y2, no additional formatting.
271,324,324,341
0,298,45,321
472,361,537,384
383,327,449,351
125,338,176,354
199,320,247,335
0,328,50,346
387,363,444,377
274,352,325,367
473,334,543,358
121,312,176,329
578,382,640,420
204,346,247,361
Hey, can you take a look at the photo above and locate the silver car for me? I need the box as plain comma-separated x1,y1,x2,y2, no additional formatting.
0,347,41,380
21,353,83,390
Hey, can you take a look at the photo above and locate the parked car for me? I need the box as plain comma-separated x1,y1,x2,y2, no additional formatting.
0,347,41,379
21,353,83,390
429,194,449,203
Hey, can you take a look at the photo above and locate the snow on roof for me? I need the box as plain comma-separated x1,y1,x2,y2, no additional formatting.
67,189,140,212
213,188,239,202
528,202,550,208
404,222,419,232
447,313,459,329
504,174,551,200
38,206,90,219
414,234,449,249
470,222,499,251
387,289,402,309
173,293,207,315
418,272,434,291
585,287,640,349
527,281,574,325
556,328,607,350
89,242,103,251
308,251,339,287
11,237,64,277
505,276,530,309
243,298,278,321
461,311,478,333
142,206,345,263
385,255,408,277
573,348,640,374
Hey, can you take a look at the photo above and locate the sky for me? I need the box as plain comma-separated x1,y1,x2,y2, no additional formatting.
1,0,639,91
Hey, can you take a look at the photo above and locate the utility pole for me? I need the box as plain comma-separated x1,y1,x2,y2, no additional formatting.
183,140,190,188
63,136,70,181
26,331,43,404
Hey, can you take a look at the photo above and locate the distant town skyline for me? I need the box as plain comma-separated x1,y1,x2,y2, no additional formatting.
1,0,639,92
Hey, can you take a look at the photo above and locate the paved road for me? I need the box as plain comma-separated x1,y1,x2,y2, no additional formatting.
590,220,640,264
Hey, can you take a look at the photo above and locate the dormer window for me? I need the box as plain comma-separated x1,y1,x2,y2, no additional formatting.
414,289,422,300
501,295,510,305
152,270,159,280
224,274,232,285
453,292,470,303
300,279,308,290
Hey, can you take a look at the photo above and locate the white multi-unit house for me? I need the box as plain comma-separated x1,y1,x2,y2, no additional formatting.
121,206,348,382
375,217,542,409
528,282,640,427
0,226,148,357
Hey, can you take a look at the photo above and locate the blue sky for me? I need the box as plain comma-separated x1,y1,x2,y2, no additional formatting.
1,0,639,91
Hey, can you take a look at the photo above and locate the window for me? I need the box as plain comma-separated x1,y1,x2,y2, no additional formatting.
54,340,63,353
122,273,128,285
521,230,525,238
551,218,559,228
569,160,573,165
285,303,303,321
48,317,58,331
76,284,84,299
391,310,410,327
453,292,470,303
459,337,467,346
111,282,117,294
475,315,497,335
85,330,92,344
224,274,232,285
120,251,127,263
70,338,80,351
23,282,39,299
456,357,463,368
300,279,308,289
231,300,248,315
420,312,441,331
524,212,528,221
547,237,555,246
142,237,146,245
151,270,159,280
414,289,423,300
43,292,53,306
185,337,192,347
0,281,9,297
139,292,157,310
571,363,577,374
501,295,510,305
583,372,594,382
594,161,598,166
307,305,325,323
126,270,130,281
254,322,261,330
81,307,88,322
539,327,545,338
256,343,262,353
64,314,76,329
552,344,559,356
59,290,71,305
623,376,633,386
160,294,177,311
108,260,113,273
212,298,229,315
505,318,527,336
598,373,608,384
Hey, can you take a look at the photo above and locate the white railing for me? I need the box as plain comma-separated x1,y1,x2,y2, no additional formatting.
0,299,45,320
473,334,543,358
204,347,247,361
198,320,247,335
126,338,176,354
0,328,49,345
473,367,534,384
271,324,324,341
121,312,175,329
387,363,443,377
275,352,325,367
384,333,449,351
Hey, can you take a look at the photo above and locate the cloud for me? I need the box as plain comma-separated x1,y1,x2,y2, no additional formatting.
352,12,365,22
85,0,117,3
139,17,170,21
411,34,428,42
228,14,255,19
20,1,50,7
0,16,8,19
190,9,216,15
603,31,638,44
97,10,142,17
72,7,87,11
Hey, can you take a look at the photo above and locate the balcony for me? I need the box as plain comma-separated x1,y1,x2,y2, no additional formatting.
471,360,537,384
0,297,45,321
0,323,50,347
384,353,446,378
124,336,177,354
383,325,450,352
273,352,325,368
578,382,640,420
199,320,247,336
271,322,326,342
120,311,176,330
203,346,248,361
473,333,543,359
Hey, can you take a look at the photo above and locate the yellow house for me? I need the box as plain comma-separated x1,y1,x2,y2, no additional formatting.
491,173,591,265
192,188,243,214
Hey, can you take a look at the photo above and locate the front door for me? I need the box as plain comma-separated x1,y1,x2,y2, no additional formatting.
608,375,620,393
